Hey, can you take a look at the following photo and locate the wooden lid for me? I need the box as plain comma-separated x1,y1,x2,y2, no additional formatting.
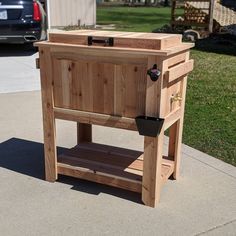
48,30,183,50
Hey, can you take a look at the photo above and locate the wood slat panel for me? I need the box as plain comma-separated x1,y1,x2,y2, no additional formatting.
52,57,147,118
92,63,105,113
65,146,143,172
103,64,115,114
35,42,194,57
123,65,147,117
167,52,187,68
54,107,137,131
61,60,72,108
77,142,144,160
57,143,175,193
53,59,63,107
58,164,142,193
163,108,181,130
91,63,115,114
165,60,194,83
52,51,147,65
79,61,93,111
49,30,182,50
58,154,142,181
114,65,125,116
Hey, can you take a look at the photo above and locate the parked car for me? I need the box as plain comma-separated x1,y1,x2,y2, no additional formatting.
0,0,46,44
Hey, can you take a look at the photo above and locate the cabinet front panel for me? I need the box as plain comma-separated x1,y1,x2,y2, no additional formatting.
52,57,147,118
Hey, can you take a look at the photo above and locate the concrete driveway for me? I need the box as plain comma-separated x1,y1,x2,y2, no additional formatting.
0,45,236,236
0,44,40,93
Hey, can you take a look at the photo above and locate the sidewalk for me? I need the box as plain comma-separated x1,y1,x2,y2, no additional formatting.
0,44,40,93
0,91,235,236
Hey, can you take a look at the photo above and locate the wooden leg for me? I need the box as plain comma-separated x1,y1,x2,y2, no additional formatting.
168,121,177,161
77,123,92,144
142,133,164,207
42,116,57,182
168,118,183,180
41,100,57,182
169,51,189,179
40,47,57,182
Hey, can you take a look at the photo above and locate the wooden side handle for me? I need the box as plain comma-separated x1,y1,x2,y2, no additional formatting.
165,59,194,83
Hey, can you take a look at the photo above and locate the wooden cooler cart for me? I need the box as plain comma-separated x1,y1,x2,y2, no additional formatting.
35,30,194,207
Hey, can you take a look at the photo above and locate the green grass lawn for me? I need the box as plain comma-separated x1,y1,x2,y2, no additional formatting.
97,6,177,32
185,51,236,165
97,6,236,166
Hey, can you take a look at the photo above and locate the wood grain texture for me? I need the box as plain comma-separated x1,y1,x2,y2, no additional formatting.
48,30,182,50
58,142,143,193
165,59,194,83
61,60,72,108
35,41,194,57
36,30,194,207
51,51,147,66
52,57,147,118
142,55,168,207
58,164,142,193
142,135,164,207
54,107,137,131
145,56,159,117
168,52,190,179
39,47,57,182
167,52,187,68
168,121,178,161
163,108,181,130
173,52,190,179
57,143,174,193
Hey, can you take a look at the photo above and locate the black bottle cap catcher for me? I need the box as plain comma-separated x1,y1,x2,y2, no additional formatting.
147,64,161,82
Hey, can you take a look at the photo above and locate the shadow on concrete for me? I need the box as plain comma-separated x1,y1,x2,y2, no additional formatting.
0,44,37,57
59,175,142,204
0,138,45,179
0,138,142,204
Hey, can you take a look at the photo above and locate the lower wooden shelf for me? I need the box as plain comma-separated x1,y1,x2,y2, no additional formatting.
57,142,174,193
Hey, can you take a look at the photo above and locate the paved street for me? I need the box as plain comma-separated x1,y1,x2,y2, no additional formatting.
0,44,40,93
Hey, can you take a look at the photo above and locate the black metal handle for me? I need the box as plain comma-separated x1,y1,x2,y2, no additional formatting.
88,36,114,46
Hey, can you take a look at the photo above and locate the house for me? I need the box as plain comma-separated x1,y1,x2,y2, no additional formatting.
44,0,96,29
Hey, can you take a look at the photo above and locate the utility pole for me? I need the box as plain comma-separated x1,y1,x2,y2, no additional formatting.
209,0,215,33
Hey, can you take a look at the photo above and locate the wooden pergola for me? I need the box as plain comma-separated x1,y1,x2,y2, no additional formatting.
171,0,215,33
